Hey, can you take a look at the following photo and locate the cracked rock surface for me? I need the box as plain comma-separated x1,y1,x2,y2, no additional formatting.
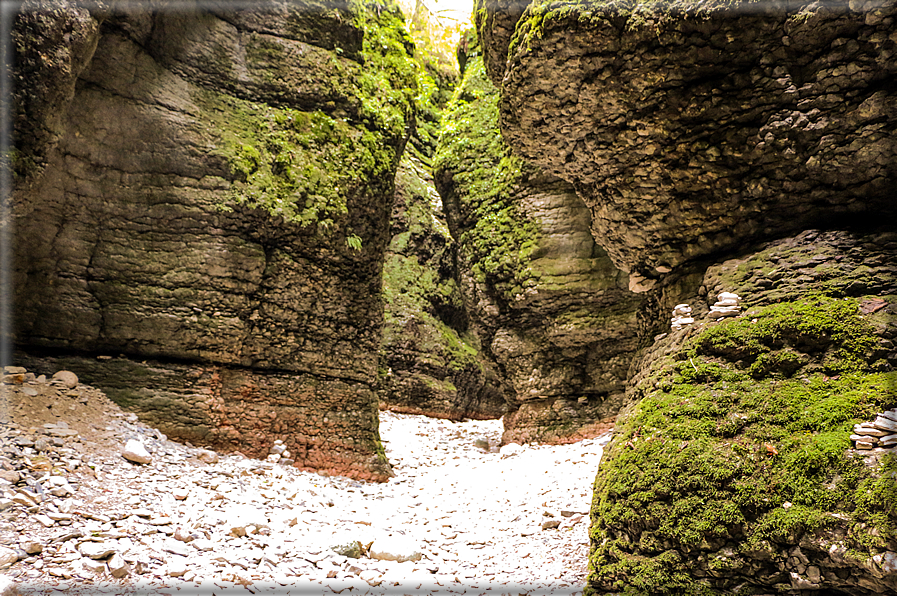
497,0,897,281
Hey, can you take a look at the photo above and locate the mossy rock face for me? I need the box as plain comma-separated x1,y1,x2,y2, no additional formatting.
586,294,897,595
11,0,418,481
380,151,508,421
473,0,528,87
376,33,506,422
434,29,642,444
703,229,897,308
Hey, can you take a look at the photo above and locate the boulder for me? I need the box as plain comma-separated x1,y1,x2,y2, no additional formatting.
586,231,897,595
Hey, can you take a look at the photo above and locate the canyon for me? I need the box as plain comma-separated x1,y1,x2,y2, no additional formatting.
9,0,897,593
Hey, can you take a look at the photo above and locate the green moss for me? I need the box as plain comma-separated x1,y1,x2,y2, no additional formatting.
349,0,418,138
694,296,882,375
199,91,394,233
587,296,897,595
508,0,764,59
433,32,540,296
194,0,420,239
382,248,480,373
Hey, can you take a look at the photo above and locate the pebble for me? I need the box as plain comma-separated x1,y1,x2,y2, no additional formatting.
0,548,17,569
78,542,116,560
107,553,130,578
368,534,423,563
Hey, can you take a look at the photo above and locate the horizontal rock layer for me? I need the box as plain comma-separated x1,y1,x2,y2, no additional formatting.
12,0,417,480
15,353,393,481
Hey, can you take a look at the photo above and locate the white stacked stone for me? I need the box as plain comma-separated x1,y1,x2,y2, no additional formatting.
671,304,694,330
267,439,293,466
709,291,742,319
851,409,897,450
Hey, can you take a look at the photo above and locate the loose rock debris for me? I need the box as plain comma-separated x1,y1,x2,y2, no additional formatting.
0,366,609,594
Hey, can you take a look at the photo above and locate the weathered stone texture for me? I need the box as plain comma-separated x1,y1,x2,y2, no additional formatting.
12,1,415,481
15,353,392,481
470,0,897,592
435,43,643,444
472,0,526,87
499,0,897,286
703,228,897,308
479,173,642,444
380,152,508,421
11,0,103,183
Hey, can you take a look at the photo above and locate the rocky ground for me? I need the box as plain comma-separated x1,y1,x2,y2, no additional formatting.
0,366,608,595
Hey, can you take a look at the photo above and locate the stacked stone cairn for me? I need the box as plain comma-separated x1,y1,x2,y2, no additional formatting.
708,291,742,320
851,409,897,450
671,304,694,331
266,439,295,466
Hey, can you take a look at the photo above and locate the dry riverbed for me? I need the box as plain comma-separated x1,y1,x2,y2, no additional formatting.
0,367,609,595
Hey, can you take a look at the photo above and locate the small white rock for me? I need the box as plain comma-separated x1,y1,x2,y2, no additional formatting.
499,443,523,458
108,553,130,578
79,542,116,560
198,450,219,464
80,557,106,574
0,547,18,569
122,440,152,465
0,575,19,596
369,534,423,563
167,559,188,577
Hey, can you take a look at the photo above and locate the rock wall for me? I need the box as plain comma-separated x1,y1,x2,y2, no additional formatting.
474,0,897,592
11,0,419,481
498,0,897,290
380,150,508,420
434,35,643,444
472,0,526,87
377,39,507,422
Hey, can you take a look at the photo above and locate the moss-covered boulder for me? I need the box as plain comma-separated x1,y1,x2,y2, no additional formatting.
12,0,418,481
434,31,643,444
586,232,897,594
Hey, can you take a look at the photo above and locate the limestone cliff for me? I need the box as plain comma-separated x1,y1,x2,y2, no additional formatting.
434,33,643,444
380,149,508,421
496,0,897,291
12,0,419,481
476,0,897,593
